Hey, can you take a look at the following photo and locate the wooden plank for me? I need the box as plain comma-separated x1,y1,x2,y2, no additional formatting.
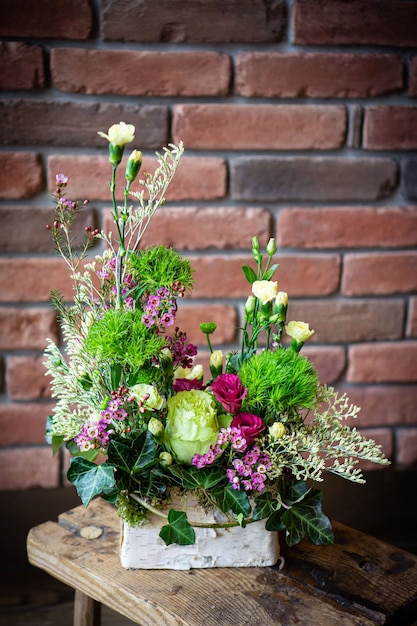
26,499,417,626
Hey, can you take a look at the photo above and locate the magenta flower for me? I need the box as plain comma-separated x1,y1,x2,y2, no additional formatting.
172,378,204,392
211,373,247,414
230,412,266,446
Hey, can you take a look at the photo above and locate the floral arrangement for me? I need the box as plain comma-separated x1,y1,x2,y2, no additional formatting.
45,122,389,548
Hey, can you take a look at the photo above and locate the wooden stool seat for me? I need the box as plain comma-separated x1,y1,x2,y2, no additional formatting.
27,498,417,626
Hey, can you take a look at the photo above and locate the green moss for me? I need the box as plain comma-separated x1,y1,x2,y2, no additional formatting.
239,348,319,421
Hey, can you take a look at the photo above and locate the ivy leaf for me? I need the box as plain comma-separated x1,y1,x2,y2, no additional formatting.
67,457,115,507
107,437,137,472
132,431,158,472
159,509,196,546
213,484,251,518
253,491,277,521
282,488,334,547
241,265,257,285
168,465,225,490
265,507,285,532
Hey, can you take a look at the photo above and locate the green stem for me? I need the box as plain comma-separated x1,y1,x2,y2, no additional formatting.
129,493,259,529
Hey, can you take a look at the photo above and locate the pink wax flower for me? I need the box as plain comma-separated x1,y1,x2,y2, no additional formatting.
211,373,247,414
230,412,266,446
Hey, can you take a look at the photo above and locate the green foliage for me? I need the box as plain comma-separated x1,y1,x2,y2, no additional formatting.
84,309,164,369
159,509,196,546
129,246,194,296
67,457,116,507
239,348,319,421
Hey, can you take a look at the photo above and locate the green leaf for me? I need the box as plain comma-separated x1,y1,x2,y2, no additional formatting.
213,484,251,518
241,265,257,284
132,431,158,472
253,491,276,521
168,465,225,490
265,507,285,532
107,438,137,472
67,457,115,506
110,363,122,389
263,263,279,281
159,509,196,546
282,488,334,547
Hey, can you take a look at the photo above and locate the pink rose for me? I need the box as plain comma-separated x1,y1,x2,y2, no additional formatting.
211,373,247,414
230,412,266,445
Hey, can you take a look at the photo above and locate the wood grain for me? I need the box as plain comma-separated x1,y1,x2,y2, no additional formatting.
27,498,417,626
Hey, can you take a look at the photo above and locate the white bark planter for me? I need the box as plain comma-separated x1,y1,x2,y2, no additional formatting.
120,492,280,570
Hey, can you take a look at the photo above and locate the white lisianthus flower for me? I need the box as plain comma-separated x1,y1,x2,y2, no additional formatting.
97,122,135,147
286,320,315,343
130,383,164,410
252,280,278,305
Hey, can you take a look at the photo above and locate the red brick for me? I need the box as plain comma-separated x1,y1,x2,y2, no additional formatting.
364,107,417,150
103,207,272,251
342,252,417,296
355,428,393,471
409,57,417,97
302,346,346,385
407,298,417,337
0,402,55,444
0,43,45,90
278,207,417,249
287,299,404,344
48,155,227,202
0,0,92,39
348,343,417,383
0,447,59,490
0,206,96,253
338,385,417,427
236,52,403,98
293,0,417,47
173,104,346,150
231,156,398,202
0,258,80,303
6,356,52,400
174,304,238,346
51,49,231,97
0,308,58,350
396,428,417,465
190,254,340,299
0,99,167,149
101,0,285,43
0,152,43,200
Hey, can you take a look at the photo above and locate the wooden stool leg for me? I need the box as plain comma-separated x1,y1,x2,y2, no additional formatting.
73,589,102,626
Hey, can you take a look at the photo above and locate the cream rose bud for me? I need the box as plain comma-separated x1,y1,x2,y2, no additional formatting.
252,280,278,305
125,149,142,182
286,320,315,343
97,121,135,147
130,383,164,410
210,350,223,369
269,422,285,439
174,364,204,380
159,452,173,467
275,291,288,307
266,238,277,256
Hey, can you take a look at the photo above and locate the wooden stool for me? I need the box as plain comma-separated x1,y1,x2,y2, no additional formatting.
27,498,417,625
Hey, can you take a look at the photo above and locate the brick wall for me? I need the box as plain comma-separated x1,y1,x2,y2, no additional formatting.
1,0,417,491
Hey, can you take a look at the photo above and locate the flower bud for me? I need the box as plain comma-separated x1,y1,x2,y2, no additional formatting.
200,322,217,335
125,149,142,183
108,143,124,167
244,295,256,316
266,238,277,256
159,452,173,467
148,417,165,442
210,349,223,378
269,422,285,439
274,291,288,323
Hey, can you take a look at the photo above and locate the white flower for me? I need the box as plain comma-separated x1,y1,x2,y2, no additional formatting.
97,122,135,147
252,280,278,305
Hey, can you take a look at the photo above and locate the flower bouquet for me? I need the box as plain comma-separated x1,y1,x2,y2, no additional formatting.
45,122,389,569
